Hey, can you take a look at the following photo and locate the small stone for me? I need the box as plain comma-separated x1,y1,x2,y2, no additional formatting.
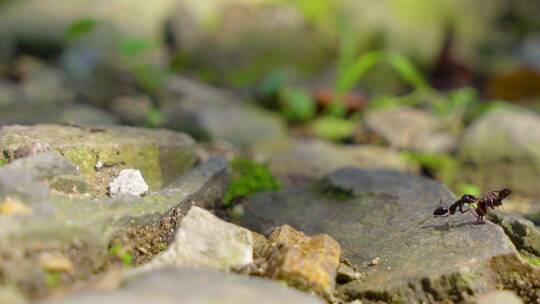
54,268,325,304
108,169,149,197
368,257,380,266
336,263,360,284
95,161,104,171
261,224,341,297
0,197,33,216
38,252,74,273
363,106,455,153
470,290,523,304
142,206,253,271
13,141,51,159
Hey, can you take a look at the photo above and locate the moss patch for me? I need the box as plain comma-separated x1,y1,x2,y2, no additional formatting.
0,124,197,195
223,158,280,205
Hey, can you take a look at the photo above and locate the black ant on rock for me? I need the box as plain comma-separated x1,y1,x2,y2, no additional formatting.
433,188,512,224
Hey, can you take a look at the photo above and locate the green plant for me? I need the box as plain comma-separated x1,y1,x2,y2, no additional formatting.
456,183,481,197
525,256,540,266
44,272,60,288
0,159,6,167
278,87,316,122
65,18,98,41
144,106,166,128
109,245,133,267
223,158,280,205
401,152,458,186
330,19,430,116
310,116,357,141
118,38,155,57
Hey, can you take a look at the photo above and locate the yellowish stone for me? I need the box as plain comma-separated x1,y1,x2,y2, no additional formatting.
0,197,33,216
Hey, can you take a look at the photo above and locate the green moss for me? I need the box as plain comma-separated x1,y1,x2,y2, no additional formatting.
312,179,355,200
157,242,168,251
524,255,540,266
44,272,60,288
109,245,133,267
223,158,280,205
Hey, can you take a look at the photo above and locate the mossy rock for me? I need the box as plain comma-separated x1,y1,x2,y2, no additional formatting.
0,124,197,195
0,157,229,300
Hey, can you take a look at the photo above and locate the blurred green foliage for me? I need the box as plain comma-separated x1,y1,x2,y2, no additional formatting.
118,38,155,57
144,107,166,128
278,87,316,122
310,116,357,141
525,256,540,266
0,159,5,167
65,18,98,41
456,183,481,197
402,152,482,197
224,158,280,205
109,245,133,267
401,151,458,187
44,272,60,288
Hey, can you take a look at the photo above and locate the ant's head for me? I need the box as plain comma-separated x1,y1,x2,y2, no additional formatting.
461,194,476,203
498,188,512,200
433,206,449,217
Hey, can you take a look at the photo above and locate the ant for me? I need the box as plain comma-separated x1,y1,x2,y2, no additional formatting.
433,188,512,224
433,194,476,217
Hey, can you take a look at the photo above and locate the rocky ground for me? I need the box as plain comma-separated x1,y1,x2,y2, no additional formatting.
2,1,540,303
0,117,538,304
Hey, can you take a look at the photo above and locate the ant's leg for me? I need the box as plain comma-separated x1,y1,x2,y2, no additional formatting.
477,216,485,224
466,208,480,222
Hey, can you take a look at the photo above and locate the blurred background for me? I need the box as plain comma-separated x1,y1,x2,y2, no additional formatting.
1,0,540,220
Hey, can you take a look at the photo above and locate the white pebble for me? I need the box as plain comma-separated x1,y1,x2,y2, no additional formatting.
108,169,149,197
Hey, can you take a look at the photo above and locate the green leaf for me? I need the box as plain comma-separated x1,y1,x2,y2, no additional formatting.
336,51,385,93
131,63,166,95
279,87,316,122
256,68,290,100
223,158,280,205
310,116,357,141
119,38,154,56
0,159,5,167
456,183,481,197
65,18,98,41
44,272,60,288
386,53,429,90
401,152,458,186
144,107,165,128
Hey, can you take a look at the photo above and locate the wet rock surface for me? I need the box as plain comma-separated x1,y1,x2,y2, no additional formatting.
240,167,532,303
48,268,325,304
0,124,197,194
458,108,540,198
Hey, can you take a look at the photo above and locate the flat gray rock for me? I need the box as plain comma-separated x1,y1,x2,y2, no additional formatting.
250,138,416,184
163,76,287,150
48,268,324,304
363,106,456,153
240,167,532,303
